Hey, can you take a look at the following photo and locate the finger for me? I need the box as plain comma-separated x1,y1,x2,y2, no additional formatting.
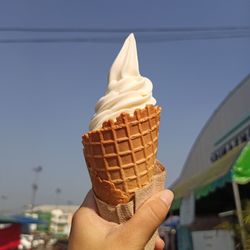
122,190,173,247
71,190,98,221
155,236,165,250
77,190,118,228
81,190,97,211
71,190,97,226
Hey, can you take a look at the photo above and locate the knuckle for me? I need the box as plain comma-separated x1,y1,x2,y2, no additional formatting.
71,210,80,225
146,201,166,224
71,208,85,226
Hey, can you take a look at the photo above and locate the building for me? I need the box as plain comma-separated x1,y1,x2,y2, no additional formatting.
0,215,45,250
29,204,78,236
171,74,250,249
50,209,71,236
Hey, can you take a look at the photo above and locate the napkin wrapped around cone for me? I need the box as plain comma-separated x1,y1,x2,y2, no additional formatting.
82,105,166,250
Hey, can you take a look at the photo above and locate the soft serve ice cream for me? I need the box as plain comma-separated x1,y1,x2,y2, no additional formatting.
89,33,156,131
83,32,163,211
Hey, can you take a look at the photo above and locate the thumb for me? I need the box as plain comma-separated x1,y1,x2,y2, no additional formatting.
122,189,174,247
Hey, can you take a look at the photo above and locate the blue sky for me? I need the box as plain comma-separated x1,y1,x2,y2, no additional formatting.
0,0,250,212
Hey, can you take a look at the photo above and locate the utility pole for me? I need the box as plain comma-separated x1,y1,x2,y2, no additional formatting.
31,166,42,211
1,195,8,214
232,180,247,250
55,188,62,207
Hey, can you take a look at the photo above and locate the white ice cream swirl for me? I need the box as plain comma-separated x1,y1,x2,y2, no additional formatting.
89,33,156,131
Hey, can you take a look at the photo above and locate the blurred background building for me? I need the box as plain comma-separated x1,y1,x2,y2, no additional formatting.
170,74,250,249
28,204,78,237
0,204,77,249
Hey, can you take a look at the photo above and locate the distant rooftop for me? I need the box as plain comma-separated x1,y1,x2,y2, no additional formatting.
31,204,79,213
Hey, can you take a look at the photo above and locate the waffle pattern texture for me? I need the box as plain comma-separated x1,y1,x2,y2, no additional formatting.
82,105,161,205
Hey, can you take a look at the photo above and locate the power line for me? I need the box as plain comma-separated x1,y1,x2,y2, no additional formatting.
0,26,249,44
0,26,250,33
0,33,249,44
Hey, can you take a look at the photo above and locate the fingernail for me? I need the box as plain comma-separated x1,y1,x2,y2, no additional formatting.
160,190,174,206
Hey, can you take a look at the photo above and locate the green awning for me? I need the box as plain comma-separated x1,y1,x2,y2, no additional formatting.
171,198,182,211
171,143,249,210
173,143,245,199
232,142,250,184
194,169,232,200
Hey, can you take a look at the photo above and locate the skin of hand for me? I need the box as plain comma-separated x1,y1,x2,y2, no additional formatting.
68,189,174,250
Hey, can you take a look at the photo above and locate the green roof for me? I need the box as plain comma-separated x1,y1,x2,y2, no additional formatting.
232,142,250,184
171,142,250,210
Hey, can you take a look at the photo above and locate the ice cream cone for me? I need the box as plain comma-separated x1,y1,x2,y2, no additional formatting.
82,105,161,205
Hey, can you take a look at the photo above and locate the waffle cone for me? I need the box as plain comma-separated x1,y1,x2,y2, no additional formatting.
82,105,161,205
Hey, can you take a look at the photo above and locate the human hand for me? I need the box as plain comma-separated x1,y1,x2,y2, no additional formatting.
68,189,173,250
